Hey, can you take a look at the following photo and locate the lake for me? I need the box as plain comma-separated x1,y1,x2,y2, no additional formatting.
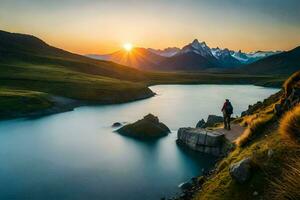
0,85,278,200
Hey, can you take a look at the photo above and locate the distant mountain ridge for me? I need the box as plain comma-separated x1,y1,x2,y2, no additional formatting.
150,39,282,65
86,48,165,70
238,46,300,75
148,47,180,57
86,39,282,71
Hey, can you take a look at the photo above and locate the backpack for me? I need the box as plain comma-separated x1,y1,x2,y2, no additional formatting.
226,102,233,115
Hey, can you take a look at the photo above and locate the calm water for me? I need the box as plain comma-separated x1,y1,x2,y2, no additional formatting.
0,85,278,200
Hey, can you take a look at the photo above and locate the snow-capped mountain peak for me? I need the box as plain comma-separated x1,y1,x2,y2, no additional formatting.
147,39,282,65
231,50,282,64
181,39,214,57
191,39,207,49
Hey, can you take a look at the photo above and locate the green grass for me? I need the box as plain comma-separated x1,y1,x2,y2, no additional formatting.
0,62,153,102
0,60,155,119
0,87,53,119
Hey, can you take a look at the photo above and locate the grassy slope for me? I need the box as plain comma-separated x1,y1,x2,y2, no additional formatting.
192,75,300,200
0,30,156,119
0,61,154,119
0,87,53,119
0,62,152,102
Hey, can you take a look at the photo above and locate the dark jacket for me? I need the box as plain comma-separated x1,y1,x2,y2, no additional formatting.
222,101,233,115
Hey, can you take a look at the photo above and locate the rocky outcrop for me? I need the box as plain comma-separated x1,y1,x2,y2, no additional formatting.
196,119,206,128
177,128,230,156
229,157,252,183
241,91,282,117
116,114,170,139
196,115,224,128
205,115,224,127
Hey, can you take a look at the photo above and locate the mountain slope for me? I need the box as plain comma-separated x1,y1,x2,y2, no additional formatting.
211,48,241,68
240,46,300,75
0,30,150,81
86,48,165,70
231,50,282,64
148,47,180,57
157,40,221,70
158,52,217,71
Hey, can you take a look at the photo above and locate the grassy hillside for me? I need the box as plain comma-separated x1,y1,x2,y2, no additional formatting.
191,71,300,200
0,87,53,119
0,30,156,119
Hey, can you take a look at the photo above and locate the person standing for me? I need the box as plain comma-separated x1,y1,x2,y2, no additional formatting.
221,99,233,130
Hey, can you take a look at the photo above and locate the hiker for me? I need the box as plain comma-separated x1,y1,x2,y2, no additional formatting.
221,99,233,130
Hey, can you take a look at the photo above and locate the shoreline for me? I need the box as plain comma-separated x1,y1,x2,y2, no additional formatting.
0,91,156,121
1,82,281,121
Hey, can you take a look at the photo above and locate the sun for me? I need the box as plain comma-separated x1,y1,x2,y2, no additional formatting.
123,43,133,52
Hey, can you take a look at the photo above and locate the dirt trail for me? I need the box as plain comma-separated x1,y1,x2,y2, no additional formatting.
215,124,245,142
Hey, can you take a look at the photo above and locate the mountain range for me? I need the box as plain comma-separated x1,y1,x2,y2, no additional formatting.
86,39,282,71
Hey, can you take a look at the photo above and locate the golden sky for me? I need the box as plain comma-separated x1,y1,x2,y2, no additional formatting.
1,0,300,54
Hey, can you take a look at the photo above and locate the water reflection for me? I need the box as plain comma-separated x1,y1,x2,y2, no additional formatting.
0,85,278,200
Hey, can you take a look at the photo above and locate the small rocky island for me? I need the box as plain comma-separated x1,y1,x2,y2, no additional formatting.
116,114,170,139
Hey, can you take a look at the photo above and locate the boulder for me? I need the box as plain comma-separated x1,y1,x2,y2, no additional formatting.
116,114,170,139
196,119,206,128
274,103,283,116
178,181,192,191
112,122,122,127
267,149,274,158
205,115,223,127
177,128,229,156
229,157,252,183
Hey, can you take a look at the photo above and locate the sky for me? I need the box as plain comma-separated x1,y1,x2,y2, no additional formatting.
0,0,300,54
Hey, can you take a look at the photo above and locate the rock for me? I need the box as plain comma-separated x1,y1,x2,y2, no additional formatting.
177,127,229,156
229,157,252,183
241,111,247,117
274,103,283,116
205,115,223,127
116,114,170,139
112,122,122,127
196,119,206,128
143,114,159,123
267,149,274,158
253,191,258,196
197,176,206,186
178,182,192,191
